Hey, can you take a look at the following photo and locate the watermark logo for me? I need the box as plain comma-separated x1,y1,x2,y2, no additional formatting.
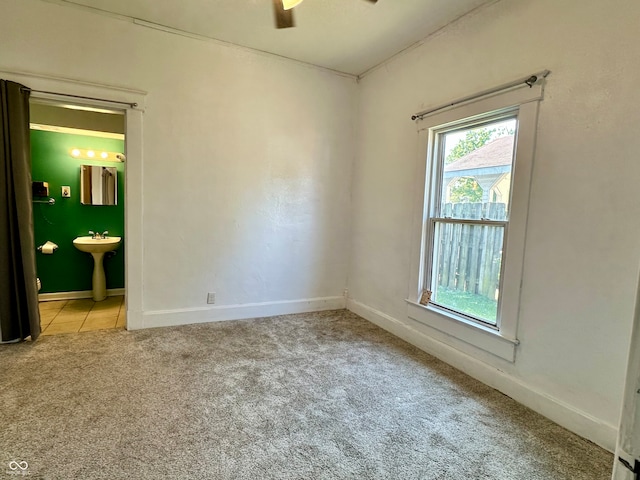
7,461,29,476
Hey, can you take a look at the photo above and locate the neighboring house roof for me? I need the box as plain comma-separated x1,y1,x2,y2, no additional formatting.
444,136,514,173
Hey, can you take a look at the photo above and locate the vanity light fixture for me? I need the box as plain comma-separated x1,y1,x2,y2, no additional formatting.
69,148,124,162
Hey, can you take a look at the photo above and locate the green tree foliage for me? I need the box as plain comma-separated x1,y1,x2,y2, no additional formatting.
449,177,483,203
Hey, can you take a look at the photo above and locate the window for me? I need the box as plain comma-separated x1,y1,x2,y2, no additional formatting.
407,81,545,362
427,115,517,326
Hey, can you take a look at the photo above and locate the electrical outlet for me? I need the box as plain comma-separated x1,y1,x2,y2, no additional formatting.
207,292,216,304
61,186,71,198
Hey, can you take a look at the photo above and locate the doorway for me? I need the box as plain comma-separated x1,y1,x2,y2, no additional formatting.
0,68,146,332
29,101,126,335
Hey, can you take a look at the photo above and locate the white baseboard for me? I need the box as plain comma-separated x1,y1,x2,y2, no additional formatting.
39,288,125,302
347,298,617,452
140,296,346,330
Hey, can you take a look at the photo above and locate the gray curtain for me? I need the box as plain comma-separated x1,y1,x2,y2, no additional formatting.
0,79,40,342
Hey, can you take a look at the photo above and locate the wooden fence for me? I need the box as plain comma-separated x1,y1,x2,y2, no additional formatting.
434,202,506,300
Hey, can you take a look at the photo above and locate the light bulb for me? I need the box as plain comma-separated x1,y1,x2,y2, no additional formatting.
71,149,80,157
101,152,108,159
87,150,95,158
282,0,303,10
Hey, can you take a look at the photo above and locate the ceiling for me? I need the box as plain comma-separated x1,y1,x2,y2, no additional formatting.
55,0,492,76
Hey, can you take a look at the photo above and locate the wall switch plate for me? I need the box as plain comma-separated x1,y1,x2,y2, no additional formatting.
207,292,216,304
61,186,71,198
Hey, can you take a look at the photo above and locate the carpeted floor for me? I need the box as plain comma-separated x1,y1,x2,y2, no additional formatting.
0,310,612,479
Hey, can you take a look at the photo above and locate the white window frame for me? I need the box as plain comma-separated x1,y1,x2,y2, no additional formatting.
407,83,544,362
426,111,516,327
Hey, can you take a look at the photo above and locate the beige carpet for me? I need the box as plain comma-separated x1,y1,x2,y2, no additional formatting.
0,310,612,479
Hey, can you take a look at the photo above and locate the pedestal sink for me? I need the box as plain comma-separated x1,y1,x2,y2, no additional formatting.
73,236,121,301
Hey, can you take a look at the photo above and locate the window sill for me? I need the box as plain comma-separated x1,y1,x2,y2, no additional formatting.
405,300,519,362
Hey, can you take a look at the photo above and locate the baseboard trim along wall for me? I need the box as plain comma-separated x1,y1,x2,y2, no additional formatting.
346,298,617,453
140,296,347,330
39,288,126,302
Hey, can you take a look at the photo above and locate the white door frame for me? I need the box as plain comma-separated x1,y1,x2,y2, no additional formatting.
1,69,146,330
612,269,640,479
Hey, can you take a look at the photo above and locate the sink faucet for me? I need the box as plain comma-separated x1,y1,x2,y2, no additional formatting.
88,230,108,239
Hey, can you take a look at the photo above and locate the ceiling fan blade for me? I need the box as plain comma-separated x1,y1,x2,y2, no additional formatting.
273,0,295,29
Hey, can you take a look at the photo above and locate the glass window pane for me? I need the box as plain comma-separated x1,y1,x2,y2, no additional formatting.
440,118,517,220
431,221,504,325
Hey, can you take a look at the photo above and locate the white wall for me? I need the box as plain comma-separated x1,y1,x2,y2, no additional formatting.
350,0,640,450
0,0,356,323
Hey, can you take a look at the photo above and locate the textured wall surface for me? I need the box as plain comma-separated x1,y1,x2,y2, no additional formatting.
0,0,357,312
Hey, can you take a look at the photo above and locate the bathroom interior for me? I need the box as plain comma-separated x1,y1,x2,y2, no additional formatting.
30,102,126,335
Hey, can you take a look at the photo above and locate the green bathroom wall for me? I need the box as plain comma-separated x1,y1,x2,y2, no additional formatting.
31,129,125,294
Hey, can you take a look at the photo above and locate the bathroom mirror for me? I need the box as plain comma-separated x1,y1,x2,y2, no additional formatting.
80,165,118,206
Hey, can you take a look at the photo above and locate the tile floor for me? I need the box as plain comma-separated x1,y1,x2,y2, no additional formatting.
39,295,126,336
